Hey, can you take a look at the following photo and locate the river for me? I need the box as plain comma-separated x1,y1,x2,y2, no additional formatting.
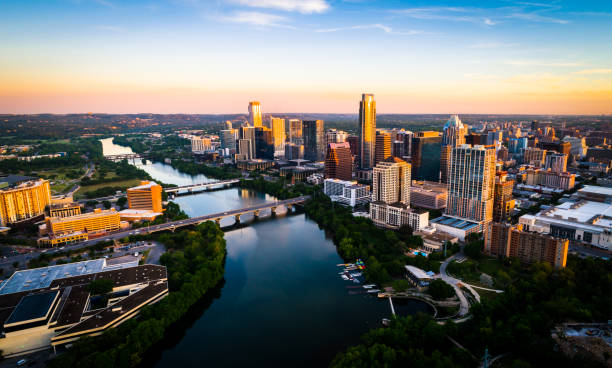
101,138,432,367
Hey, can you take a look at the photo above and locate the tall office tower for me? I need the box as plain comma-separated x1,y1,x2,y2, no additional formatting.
220,129,238,151
254,127,274,160
127,181,163,213
538,141,571,156
411,131,442,181
0,178,51,226
493,172,515,222
347,135,360,157
497,146,509,162
485,223,568,269
225,120,233,130
446,145,496,227
288,119,303,143
374,132,391,165
545,152,568,173
523,147,547,167
324,142,352,181
238,139,253,160
441,115,468,184
531,120,540,132
303,120,325,161
358,93,376,169
509,137,529,154
395,131,413,159
248,101,263,127
270,117,286,157
326,129,348,145
240,126,256,159
370,157,429,230
284,142,304,160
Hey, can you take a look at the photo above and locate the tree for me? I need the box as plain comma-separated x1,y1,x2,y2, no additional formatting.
116,196,127,208
102,200,112,209
427,279,455,300
392,279,410,292
464,240,484,259
87,278,114,295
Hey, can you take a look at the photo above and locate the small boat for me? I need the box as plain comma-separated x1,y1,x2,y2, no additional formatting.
363,284,376,288
367,289,380,293
341,275,349,280
350,272,362,277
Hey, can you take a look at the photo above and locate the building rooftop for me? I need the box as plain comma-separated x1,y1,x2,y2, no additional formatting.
542,200,612,226
128,181,159,190
0,175,36,188
405,265,432,280
430,215,479,231
579,185,612,197
4,290,59,327
0,259,138,295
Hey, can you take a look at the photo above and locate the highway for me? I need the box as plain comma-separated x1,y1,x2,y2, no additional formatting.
0,196,310,268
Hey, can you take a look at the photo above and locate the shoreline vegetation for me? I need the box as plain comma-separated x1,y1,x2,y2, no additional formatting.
48,221,227,368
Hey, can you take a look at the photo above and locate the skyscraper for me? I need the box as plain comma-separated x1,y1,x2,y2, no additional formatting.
369,157,428,230
358,93,376,169
220,129,238,151
240,126,256,159
446,144,496,227
303,120,325,161
254,127,274,160
225,120,233,130
441,115,468,184
411,131,442,181
288,119,302,143
374,132,391,165
324,142,352,181
270,117,286,157
248,101,262,127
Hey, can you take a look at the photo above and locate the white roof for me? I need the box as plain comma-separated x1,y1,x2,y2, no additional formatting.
405,265,431,280
579,185,612,196
129,181,159,190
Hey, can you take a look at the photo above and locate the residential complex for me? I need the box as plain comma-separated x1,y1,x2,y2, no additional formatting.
40,208,122,246
49,202,82,218
0,178,51,226
493,172,515,222
409,180,447,210
190,136,212,153
485,222,568,268
323,179,370,207
524,167,575,190
370,157,428,231
374,132,391,165
127,181,163,213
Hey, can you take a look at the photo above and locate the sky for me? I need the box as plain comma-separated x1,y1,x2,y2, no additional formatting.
0,0,611,114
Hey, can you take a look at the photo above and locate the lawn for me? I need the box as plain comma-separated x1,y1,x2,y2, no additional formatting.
75,179,142,199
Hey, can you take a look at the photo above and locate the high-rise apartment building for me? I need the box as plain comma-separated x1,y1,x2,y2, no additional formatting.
303,120,325,161
239,126,256,159
326,129,348,145
523,147,547,167
374,132,391,165
485,223,568,269
270,117,286,157
0,178,51,226
370,157,428,230
358,94,376,169
127,181,163,213
441,115,468,183
190,137,212,153
347,135,360,157
49,203,82,218
324,142,352,181
544,152,568,173
288,119,302,143
446,145,496,227
254,127,274,160
493,172,515,222
237,139,253,160
524,168,575,190
45,208,121,237
538,141,571,155
393,131,413,159
248,101,262,127
284,142,304,160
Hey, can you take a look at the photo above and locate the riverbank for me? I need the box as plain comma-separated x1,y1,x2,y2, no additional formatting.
48,222,227,367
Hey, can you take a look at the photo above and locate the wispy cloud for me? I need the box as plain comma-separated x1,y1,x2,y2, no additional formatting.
392,3,569,26
505,60,582,67
230,0,329,14
316,23,421,35
574,69,612,75
219,11,294,28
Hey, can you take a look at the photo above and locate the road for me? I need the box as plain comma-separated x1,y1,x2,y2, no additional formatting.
439,254,474,317
0,196,310,268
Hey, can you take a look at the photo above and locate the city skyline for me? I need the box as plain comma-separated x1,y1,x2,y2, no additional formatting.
1,0,611,114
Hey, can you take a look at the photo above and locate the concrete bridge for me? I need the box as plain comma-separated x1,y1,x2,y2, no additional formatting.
104,153,150,161
164,179,240,194
126,195,311,235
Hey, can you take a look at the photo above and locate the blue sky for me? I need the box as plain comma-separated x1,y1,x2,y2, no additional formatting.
0,0,611,114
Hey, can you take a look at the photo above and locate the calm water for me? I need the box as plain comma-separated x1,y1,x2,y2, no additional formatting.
101,138,432,367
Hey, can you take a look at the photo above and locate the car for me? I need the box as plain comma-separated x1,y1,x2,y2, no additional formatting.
59,247,65,250
17,359,28,366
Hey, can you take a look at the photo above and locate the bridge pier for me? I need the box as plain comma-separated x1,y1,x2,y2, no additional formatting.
253,210,260,219
271,206,277,217
234,214,241,225
286,204,293,213
214,218,221,225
